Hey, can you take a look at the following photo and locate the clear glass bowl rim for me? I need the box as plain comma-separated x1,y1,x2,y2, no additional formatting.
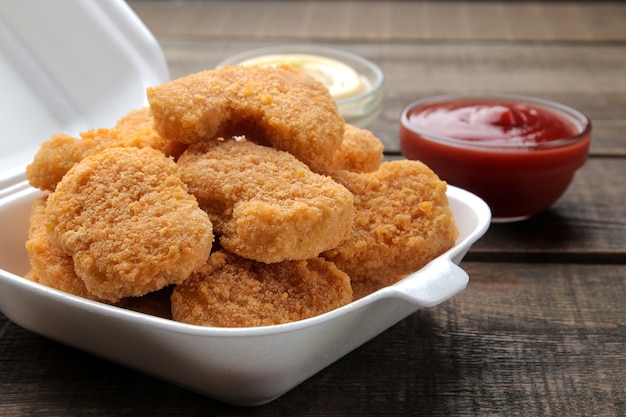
400,93,591,149
216,44,385,106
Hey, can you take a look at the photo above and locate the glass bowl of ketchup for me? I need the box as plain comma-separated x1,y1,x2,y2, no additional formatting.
400,93,591,222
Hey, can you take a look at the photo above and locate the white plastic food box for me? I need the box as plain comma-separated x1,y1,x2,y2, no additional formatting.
0,0,168,195
0,0,491,406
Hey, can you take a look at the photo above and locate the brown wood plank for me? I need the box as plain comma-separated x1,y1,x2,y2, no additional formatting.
2,263,624,416
128,1,626,42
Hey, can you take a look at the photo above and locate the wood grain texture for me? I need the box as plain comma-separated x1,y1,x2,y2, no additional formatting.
1,1,625,416
128,1,626,42
128,0,626,157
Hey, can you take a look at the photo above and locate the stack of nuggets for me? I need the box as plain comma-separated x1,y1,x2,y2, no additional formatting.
24,65,458,327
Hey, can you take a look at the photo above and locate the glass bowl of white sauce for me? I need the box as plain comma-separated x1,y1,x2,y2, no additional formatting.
217,45,384,127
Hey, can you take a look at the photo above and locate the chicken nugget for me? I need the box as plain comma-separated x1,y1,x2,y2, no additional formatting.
26,108,183,192
177,138,354,263
323,160,459,295
324,124,384,173
112,107,187,158
26,132,101,192
25,195,104,302
45,147,213,302
147,65,345,172
171,251,353,327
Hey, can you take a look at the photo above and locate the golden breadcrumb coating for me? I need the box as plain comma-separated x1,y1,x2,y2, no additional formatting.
26,107,184,192
177,138,354,263
23,64,462,325
45,147,213,302
147,65,345,172
324,124,384,173
26,132,102,192
323,160,459,293
25,196,104,302
112,107,187,158
171,251,353,327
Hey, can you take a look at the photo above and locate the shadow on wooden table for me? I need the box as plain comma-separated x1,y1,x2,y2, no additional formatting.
467,206,606,264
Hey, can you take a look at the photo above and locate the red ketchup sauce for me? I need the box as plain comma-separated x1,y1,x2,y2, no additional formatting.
400,97,591,220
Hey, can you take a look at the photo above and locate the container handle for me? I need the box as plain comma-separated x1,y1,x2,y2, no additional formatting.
389,258,469,308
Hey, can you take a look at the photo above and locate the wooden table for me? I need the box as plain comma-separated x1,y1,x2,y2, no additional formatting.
1,1,625,415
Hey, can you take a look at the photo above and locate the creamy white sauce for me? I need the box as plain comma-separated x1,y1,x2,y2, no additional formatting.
238,54,370,100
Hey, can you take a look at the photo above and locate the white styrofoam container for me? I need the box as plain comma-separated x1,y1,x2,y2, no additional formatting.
1,185,490,405
0,0,491,406
0,0,169,195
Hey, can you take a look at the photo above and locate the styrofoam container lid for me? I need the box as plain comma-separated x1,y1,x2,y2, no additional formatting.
0,0,169,192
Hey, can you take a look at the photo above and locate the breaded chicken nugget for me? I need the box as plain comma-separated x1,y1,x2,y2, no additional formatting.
323,160,459,295
46,147,213,302
26,108,184,192
26,132,101,192
147,65,345,172
112,107,187,158
171,251,353,327
25,195,104,302
324,124,384,173
177,138,354,263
